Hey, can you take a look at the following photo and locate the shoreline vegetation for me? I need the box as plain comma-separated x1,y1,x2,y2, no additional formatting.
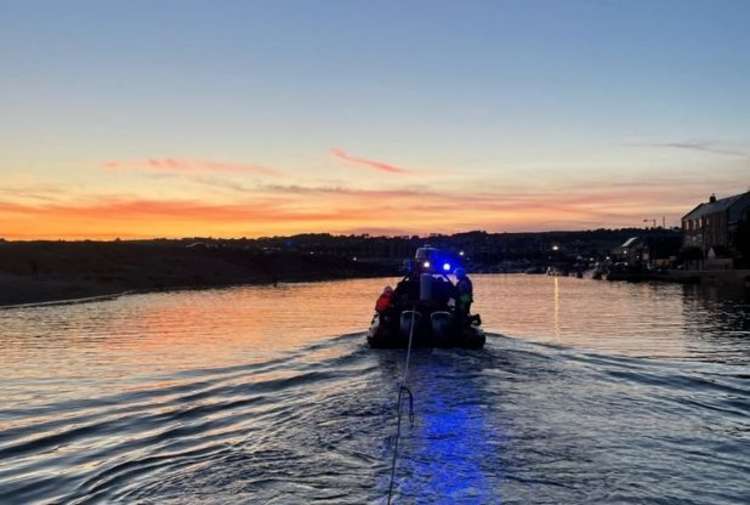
0,241,393,308
2,230,746,307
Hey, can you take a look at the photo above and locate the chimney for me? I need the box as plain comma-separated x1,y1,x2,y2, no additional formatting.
709,193,717,203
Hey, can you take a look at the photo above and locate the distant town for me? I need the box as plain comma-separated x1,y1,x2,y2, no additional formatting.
1,190,748,306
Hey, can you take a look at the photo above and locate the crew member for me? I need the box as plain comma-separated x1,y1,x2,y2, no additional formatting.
394,260,419,307
454,267,473,324
433,275,454,310
375,286,395,313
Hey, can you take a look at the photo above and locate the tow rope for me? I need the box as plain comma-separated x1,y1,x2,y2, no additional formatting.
386,307,417,504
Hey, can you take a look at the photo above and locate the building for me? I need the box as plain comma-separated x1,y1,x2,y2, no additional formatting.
613,236,642,265
613,234,682,269
682,191,750,265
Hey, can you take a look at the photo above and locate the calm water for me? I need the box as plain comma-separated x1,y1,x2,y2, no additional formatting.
1,275,749,504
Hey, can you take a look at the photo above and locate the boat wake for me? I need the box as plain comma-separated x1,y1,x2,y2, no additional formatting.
1,332,749,504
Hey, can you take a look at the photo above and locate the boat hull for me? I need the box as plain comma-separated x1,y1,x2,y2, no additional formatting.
367,311,485,349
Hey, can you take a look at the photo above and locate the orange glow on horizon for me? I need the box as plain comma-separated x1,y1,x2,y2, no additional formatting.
0,182,700,240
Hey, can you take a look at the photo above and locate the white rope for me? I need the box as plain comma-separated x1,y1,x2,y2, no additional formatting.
386,306,418,504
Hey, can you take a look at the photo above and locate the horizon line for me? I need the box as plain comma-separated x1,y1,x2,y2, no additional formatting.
0,225,682,243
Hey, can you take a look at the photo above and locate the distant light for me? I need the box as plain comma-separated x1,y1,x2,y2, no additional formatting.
459,250,465,257
423,260,431,269
442,262,451,272
352,256,358,262
552,245,560,251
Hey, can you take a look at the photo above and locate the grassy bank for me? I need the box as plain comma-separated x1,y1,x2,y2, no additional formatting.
0,241,392,306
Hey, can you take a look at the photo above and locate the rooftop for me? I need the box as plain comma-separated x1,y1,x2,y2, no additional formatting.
682,192,750,221
620,237,640,248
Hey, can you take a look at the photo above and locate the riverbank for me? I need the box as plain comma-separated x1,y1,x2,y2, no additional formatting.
0,241,392,307
605,268,750,290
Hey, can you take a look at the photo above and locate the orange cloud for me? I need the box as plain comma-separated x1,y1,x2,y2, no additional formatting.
329,148,410,174
0,180,701,240
102,158,280,176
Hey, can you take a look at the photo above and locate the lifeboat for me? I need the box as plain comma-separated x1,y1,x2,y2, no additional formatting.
367,246,485,349
367,308,485,349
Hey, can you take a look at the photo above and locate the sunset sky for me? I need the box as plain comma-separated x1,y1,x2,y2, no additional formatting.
1,1,749,239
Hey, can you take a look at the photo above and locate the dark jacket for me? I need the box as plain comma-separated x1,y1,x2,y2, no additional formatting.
456,276,473,308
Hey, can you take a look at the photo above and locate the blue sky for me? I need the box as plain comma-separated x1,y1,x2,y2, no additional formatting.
1,1,748,238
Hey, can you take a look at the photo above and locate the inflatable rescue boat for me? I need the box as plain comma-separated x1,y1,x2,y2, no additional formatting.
367,247,486,349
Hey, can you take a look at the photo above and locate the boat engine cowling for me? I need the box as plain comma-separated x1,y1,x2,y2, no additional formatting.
400,310,421,338
431,311,452,339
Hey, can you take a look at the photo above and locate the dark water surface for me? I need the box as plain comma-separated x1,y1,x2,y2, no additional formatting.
1,276,749,504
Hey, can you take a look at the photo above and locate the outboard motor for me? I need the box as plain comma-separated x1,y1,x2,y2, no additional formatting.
431,311,452,340
400,310,421,339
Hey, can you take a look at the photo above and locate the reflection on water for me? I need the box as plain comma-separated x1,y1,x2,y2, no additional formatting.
681,284,750,362
553,277,560,340
1,282,378,409
0,275,749,504
473,275,750,362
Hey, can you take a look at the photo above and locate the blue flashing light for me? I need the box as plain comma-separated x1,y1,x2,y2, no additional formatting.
442,262,452,272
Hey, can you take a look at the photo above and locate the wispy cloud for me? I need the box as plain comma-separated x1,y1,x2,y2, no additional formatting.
0,185,65,202
634,140,748,158
329,148,411,174
102,158,281,176
259,184,435,199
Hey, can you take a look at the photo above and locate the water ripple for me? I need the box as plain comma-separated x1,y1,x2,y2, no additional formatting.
1,277,749,503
